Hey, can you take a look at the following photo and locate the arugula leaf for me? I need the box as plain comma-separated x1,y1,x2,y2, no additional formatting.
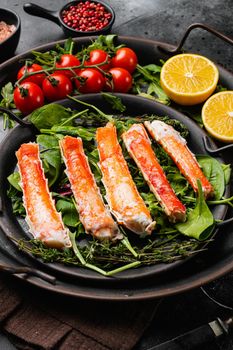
101,92,126,112
142,64,161,73
1,82,14,107
56,198,79,227
63,37,74,54
134,64,170,104
147,82,170,104
31,50,56,66
77,35,123,60
167,172,189,196
29,104,71,130
42,126,95,141
7,185,25,216
0,82,16,128
197,155,225,200
176,180,214,240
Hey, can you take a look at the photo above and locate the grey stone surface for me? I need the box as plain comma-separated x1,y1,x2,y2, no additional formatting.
1,0,233,69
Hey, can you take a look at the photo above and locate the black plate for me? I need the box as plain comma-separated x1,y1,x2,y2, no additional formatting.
0,93,230,283
0,36,232,300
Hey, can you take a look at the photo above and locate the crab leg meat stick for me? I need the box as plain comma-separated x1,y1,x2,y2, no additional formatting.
123,124,186,223
60,136,121,240
16,143,71,249
96,122,156,236
145,120,214,198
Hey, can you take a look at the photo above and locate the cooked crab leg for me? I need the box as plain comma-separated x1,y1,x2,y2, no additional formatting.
59,136,121,240
96,122,155,236
145,121,214,198
122,124,186,223
16,143,71,249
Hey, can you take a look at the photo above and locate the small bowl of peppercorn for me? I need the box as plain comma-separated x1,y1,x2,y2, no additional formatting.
23,0,115,37
0,8,21,63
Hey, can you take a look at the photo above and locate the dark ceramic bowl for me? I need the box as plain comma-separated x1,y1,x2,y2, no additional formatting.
0,8,21,63
23,0,115,37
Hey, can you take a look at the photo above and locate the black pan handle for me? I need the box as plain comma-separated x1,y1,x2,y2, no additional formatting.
216,216,233,228
0,263,56,284
0,106,33,128
158,22,233,54
203,136,233,155
23,3,60,26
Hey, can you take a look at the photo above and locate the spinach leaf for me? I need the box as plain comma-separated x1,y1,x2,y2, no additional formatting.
7,172,22,191
29,104,71,130
221,163,231,185
41,150,61,186
197,155,225,200
56,198,79,227
37,135,61,186
176,180,214,240
37,134,59,149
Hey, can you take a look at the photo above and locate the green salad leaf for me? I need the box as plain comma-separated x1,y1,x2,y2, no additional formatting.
176,180,214,240
37,134,61,186
7,172,22,192
29,104,72,130
221,163,231,185
101,92,126,113
56,198,79,227
197,155,226,200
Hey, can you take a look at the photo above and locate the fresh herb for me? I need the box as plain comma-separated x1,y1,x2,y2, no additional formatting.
197,155,226,200
101,92,126,112
7,185,25,216
176,180,215,240
17,234,203,273
6,99,231,275
221,163,231,185
7,172,21,191
133,64,170,105
77,34,123,59
56,197,79,227
41,125,95,141
29,104,72,130
0,82,15,128
37,134,61,186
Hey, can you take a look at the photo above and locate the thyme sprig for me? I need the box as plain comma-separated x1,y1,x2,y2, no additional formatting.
16,234,206,275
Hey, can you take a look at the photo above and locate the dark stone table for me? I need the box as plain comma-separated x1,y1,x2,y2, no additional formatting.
1,1,233,349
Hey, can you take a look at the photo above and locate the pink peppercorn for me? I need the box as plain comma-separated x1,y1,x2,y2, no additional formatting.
61,1,112,32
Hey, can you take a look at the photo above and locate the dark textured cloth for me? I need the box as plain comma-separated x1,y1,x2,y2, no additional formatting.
0,276,159,350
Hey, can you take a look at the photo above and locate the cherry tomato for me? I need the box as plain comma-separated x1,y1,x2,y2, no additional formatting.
111,48,138,73
17,63,46,86
13,82,44,115
107,68,132,93
86,49,111,71
42,73,73,101
55,54,81,78
75,68,105,93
